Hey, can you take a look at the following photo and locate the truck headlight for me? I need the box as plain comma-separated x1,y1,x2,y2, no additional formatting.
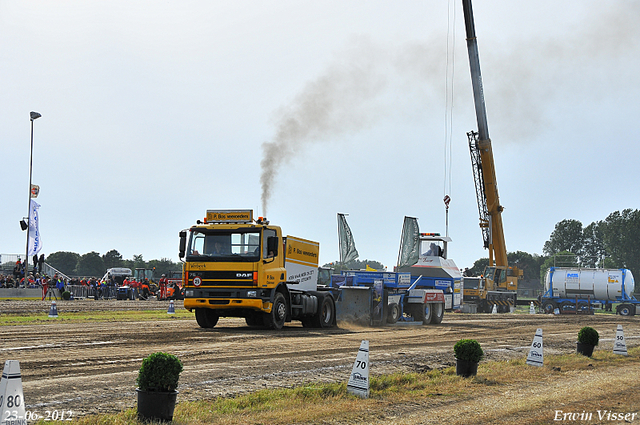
247,290,257,298
185,290,194,297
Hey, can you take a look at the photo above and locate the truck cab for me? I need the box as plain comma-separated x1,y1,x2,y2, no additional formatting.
462,276,484,301
179,209,335,329
397,233,462,310
483,266,518,293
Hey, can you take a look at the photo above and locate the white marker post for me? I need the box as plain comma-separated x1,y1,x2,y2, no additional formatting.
529,302,536,315
613,325,628,356
167,300,176,315
491,304,497,314
48,300,58,318
526,328,544,367
347,340,370,398
0,360,26,425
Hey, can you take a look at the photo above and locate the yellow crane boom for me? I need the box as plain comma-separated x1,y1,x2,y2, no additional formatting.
462,0,521,312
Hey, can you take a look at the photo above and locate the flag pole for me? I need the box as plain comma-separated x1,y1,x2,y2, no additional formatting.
25,112,41,271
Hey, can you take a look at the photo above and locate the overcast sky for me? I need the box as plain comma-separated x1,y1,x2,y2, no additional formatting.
2,1,639,271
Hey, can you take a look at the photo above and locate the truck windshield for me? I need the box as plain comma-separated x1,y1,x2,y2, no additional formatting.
463,278,479,290
484,267,496,282
420,241,443,257
187,229,260,262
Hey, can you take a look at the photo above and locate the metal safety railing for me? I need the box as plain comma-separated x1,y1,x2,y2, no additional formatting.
64,285,119,300
65,285,91,299
42,264,70,281
0,254,70,281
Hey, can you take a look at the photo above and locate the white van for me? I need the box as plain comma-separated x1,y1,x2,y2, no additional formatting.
101,267,132,285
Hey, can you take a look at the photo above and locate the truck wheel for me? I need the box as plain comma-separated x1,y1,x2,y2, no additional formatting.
414,303,433,324
429,303,444,324
617,304,634,316
560,301,574,312
312,294,335,328
577,301,590,313
542,301,555,314
195,308,219,328
481,301,492,313
386,303,400,324
245,314,263,327
264,292,287,330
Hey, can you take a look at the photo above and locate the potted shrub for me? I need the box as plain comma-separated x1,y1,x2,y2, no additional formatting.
576,326,599,357
454,339,483,377
136,352,183,422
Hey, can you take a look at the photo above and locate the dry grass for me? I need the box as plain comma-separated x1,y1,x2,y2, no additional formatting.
36,347,640,425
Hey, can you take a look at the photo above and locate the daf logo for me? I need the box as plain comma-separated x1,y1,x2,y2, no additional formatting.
236,273,251,278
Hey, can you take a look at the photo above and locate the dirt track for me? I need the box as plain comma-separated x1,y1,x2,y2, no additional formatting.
0,299,638,419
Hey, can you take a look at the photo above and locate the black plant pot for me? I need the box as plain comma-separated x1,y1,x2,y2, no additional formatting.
576,342,595,357
137,388,178,422
456,359,478,377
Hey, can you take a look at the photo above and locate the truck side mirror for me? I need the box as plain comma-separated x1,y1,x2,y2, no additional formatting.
179,230,187,259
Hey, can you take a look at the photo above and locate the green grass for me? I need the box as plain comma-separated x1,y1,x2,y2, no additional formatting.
0,309,192,325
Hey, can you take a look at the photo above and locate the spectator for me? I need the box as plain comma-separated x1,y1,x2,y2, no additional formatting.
106,277,116,299
20,260,25,280
42,277,50,300
38,254,45,275
56,276,65,298
27,274,36,288
159,274,168,300
90,279,98,299
129,278,140,299
13,260,21,281
100,280,107,299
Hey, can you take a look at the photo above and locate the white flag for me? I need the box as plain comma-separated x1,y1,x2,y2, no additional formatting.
28,199,42,256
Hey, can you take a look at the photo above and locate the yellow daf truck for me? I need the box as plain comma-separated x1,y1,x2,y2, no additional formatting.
179,209,336,329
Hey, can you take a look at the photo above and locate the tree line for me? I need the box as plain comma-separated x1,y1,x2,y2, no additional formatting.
465,209,640,292
45,249,181,279
41,208,640,289
321,259,385,273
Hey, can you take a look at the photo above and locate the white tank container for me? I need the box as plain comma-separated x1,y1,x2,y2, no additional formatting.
544,268,634,301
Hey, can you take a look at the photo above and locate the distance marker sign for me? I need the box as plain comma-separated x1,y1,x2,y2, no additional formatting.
0,360,26,425
526,328,544,367
347,340,370,398
613,325,628,356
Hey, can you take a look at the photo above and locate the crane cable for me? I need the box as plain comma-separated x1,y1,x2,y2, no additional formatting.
443,0,456,229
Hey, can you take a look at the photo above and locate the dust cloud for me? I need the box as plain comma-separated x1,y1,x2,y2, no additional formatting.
259,40,442,215
260,2,640,215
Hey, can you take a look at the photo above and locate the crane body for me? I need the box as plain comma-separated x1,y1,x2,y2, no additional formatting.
462,0,521,312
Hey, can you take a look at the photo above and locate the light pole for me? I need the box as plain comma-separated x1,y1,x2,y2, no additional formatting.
25,111,41,273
